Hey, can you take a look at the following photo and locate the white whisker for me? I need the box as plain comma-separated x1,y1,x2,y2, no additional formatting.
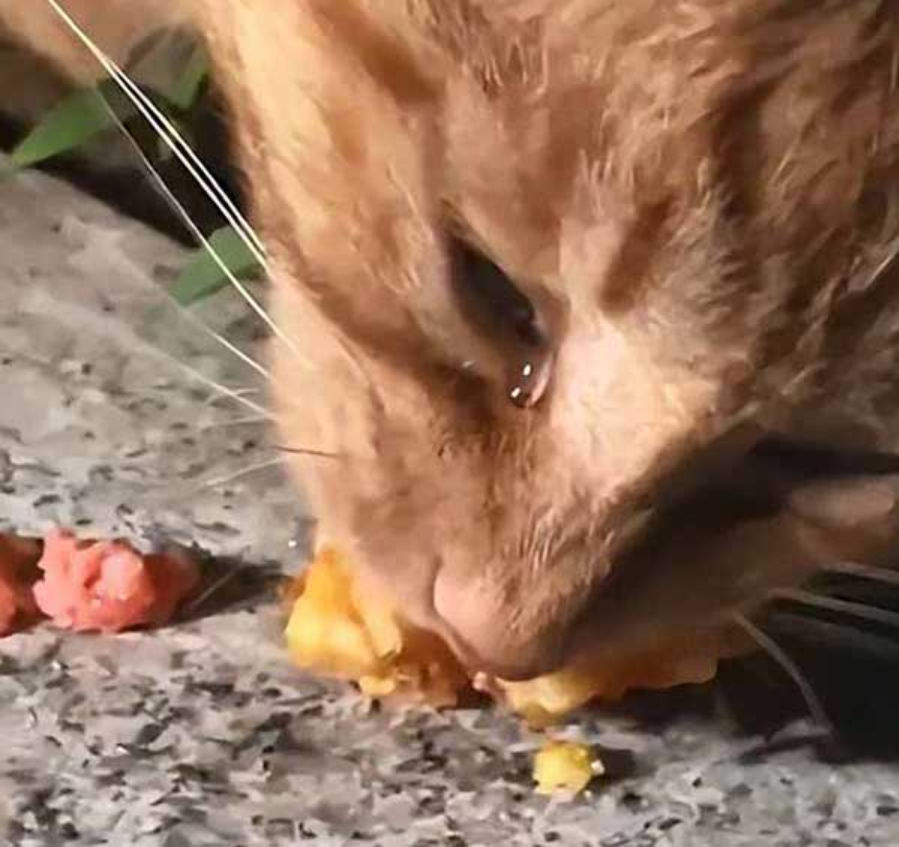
171,371,270,419
272,444,342,459
200,457,284,490
732,613,833,735
43,0,264,261
199,415,269,432
201,387,263,408
179,566,243,617
20,288,273,420
93,116,275,381
43,0,312,369
117,127,294,363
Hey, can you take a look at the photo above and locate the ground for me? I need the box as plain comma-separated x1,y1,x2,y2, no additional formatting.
1,163,898,846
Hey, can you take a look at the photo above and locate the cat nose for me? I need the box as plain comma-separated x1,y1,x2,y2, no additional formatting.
433,569,572,680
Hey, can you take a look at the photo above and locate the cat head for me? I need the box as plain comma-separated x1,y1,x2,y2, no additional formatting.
199,0,899,679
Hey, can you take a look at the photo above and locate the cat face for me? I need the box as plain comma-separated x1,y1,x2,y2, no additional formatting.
200,0,899,680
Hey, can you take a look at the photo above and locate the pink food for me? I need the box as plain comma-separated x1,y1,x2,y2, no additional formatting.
33,529,200,633
0,535,42,636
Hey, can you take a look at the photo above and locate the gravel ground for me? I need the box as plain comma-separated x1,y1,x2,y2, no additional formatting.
2,162,899,847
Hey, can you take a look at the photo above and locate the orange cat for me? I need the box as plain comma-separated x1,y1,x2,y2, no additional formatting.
5,1,899,686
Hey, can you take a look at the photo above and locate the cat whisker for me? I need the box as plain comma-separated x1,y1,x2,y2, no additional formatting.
196,390,269,418
43,0,311,370
22,287,273,420
732,612,834,736
201,387,263,408
772,587,899,631
866,233,899,290
199,457,285,490
199,414,270,432
152,362,270,419
40,0,271,380
178,566,243,618
92,118,277,382
821,560,899,587
271,444,343,459
28,14,276,382
43,0,264,261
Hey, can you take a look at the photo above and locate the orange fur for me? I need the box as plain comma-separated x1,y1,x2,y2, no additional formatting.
192,1,899,678
8,1,899,682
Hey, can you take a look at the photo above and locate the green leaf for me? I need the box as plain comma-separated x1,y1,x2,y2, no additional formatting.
164,45,210,112
171,226,262,306
10,80,136,169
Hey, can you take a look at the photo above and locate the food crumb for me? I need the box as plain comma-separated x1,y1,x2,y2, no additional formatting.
533,740,603,796
284,547,737,724
33,529,200,632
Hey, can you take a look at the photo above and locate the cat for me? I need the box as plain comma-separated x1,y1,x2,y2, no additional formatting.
5,0,899,690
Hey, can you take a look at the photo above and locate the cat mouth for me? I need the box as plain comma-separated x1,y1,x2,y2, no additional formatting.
418,436,899,683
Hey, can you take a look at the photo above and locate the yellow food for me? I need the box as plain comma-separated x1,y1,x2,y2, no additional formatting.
285,548,468,706
499,670,605,728
533,740,602,795
285,548,739,722
499,639,725,727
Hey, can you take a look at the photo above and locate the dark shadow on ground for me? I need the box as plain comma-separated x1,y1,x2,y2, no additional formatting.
590,594,899,768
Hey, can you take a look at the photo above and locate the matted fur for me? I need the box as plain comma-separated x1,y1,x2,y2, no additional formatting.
8,0,899,681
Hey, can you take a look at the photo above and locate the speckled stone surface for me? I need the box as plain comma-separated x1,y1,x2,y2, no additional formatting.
2,164,899,847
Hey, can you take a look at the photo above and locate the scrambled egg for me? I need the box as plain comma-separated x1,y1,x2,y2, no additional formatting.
285,548,735,793
284,548,614,720
533,740,602,795
284,548,467,707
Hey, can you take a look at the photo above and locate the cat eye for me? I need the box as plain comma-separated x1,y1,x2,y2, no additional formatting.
450,238,554,409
